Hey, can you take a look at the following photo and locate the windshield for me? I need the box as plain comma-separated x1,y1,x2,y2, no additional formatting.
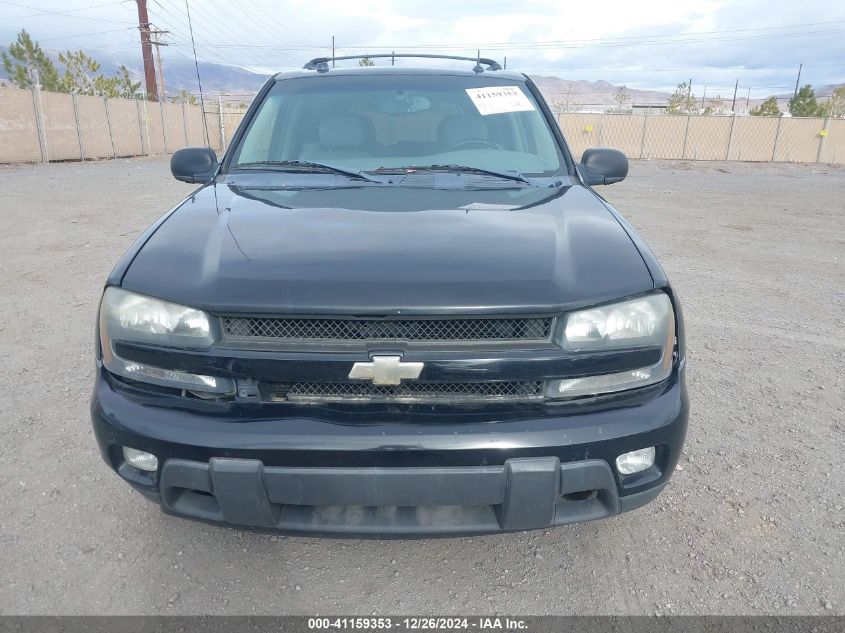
229,74,567,180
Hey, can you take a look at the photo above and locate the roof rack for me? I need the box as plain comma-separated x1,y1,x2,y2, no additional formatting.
302,53,502,74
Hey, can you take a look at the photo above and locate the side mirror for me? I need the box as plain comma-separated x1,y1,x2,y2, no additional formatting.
170,147,218,183
580,148,628,186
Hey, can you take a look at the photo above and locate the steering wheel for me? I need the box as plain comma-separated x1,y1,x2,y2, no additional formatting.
447,138,502,151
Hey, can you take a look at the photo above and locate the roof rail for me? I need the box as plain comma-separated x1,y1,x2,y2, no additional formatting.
302,53,502,74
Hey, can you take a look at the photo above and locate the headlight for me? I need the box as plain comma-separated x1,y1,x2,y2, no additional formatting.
100,287,214,348
547,293,675,399
99,287,234,394
559,293,672,352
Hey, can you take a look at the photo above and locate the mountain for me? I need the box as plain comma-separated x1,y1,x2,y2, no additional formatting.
61,49,271,97
0,48,271,99
152,59,270,97
753,83,844,111
529,76,670,108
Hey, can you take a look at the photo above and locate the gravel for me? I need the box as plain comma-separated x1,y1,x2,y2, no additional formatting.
0,157,842,615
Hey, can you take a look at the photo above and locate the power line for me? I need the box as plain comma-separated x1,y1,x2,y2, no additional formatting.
455,18,845,47
206,0,305,67
38,27,136,42
147,0,250,68
177,26,844,54
226,0,323,50
519,63,845,72
312,27,845,51
156,0,272,69
3,0,131,18
199,0,302,67
0,0,135,23
47,5,837,76
343,19,845,50
165,3,265,66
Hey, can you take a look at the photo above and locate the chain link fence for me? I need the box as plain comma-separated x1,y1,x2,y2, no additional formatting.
557,111,843,164
0,86,42,163
0,85,247,164
1,85,842,165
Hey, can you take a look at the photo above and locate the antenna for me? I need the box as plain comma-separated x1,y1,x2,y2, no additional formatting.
185,0,209,146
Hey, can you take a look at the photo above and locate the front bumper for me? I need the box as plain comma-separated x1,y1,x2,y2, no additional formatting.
91,365,688,536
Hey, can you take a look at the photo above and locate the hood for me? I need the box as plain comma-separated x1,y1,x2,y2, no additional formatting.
120,183,654,314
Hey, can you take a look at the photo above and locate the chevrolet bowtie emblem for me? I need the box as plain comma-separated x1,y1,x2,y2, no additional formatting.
348,355,424,386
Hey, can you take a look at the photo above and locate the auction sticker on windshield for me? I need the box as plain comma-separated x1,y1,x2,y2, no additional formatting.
465,86,535,115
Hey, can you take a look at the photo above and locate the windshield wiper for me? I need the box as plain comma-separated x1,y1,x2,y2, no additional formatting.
372,164,533,185
235,160,383,183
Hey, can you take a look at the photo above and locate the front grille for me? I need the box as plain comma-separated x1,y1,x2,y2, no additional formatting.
260,381,544,404
222,315,553,344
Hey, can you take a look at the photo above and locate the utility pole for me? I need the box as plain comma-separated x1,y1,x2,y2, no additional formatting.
700,85,707,110
135,0,158,101
150,28,170,102
731,78,738,113
792,63,802,101
332,36,335,67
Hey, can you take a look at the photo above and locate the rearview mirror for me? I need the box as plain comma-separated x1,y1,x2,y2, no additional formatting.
580,148,628,186
170,147,219,184
375,92,431,114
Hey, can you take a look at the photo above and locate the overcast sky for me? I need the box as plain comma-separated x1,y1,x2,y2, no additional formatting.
1,0,843,97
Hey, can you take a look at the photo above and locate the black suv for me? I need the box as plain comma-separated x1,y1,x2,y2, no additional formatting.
91,55,688,536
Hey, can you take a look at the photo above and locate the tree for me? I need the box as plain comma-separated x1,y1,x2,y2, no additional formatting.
822,86,845,118
702,95,724,115
358,56,375,67
58,50,139,98
666,81,696,114
1,29,62,91
614,85,629,105
789,84,822,117
4,33,143,98
170,89,199,105
749,96,781,117
58,49,102,95
552,88,582,113
609,85,631,113
111,65,142,99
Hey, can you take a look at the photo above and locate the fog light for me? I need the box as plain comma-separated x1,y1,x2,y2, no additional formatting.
616,446,656,475
123,446,158,472
122,361,231,392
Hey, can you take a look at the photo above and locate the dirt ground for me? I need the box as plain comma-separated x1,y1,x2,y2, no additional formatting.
0,157,842,615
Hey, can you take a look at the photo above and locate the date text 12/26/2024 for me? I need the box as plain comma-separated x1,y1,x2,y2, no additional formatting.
307,617,529,631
